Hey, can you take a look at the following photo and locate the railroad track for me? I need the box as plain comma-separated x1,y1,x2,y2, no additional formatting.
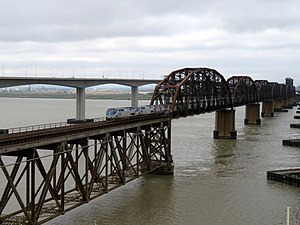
0,114,170,154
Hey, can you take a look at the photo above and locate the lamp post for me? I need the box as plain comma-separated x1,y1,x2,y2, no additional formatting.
25,63,38,77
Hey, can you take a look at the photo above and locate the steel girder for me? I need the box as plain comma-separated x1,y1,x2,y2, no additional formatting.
150,68,232,117
279,84,286,99
255,80,295,101
151,67,296,117
285,78,296,98
0,120,172,225
254,80,272,101
270,82,281,99
227,76,258,107
286,84,296,98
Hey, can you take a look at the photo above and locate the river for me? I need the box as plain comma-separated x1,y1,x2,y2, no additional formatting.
0,97,300,225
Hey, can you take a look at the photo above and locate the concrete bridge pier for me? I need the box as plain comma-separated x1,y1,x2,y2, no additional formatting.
289,97,296,106
261,101,274,117
273,99,282,112
281,98,288,108
282,98,293,109
244,103,261,125
131,86,139,107
76,87,86,120
75,86,139,120
213,109,237,139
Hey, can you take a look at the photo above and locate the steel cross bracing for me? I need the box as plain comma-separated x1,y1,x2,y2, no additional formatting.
151,68,295,117
0,117,172,224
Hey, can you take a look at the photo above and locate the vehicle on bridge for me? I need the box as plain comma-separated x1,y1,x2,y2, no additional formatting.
106,105,169,119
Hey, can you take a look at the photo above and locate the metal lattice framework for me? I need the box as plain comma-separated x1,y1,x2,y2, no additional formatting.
254,80,272,101
286,78,296,98
150,68,232,116
227,76,258,107
151,68,296,116
270,82,281,99
286,83,296,98
279,84,287,99
0,119,172,224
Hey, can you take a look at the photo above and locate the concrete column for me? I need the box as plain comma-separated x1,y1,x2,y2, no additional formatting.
76,87,86,120
213,109,237,139
131,86,139,107
282,98,293,109
273,99,282,112
244,103,261,125
281,98,288,108
288,97,295,107
261,101,274,117
281,98,293,109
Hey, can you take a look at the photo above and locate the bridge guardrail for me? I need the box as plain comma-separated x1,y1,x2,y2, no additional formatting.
6,117,107,134
8,121,70,134
94,117,106,122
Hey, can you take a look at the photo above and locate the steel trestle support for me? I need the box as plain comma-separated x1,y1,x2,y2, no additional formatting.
0,119,173,224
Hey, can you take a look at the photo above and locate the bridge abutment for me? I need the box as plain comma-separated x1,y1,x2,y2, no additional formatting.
244,103,261,125
213,109,237,139
261,101,274,117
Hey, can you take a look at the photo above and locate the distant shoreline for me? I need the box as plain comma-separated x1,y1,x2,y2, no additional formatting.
0,92,153,100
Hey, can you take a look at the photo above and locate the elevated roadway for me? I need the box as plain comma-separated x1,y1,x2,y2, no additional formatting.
0,76,161,120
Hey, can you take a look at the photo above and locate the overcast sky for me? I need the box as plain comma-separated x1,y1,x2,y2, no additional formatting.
0,0,299,85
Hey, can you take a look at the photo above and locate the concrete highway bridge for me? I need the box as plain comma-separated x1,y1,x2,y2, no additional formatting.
0,67,296,224
0,77,161,120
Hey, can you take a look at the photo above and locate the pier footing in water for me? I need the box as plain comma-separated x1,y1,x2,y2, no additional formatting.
282,139,300,147
267,169,300,187
150,163,174,175
290,124,300,128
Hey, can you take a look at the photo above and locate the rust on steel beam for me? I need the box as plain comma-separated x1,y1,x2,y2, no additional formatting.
0,118,173,224
254,80,272,102
285,78,295,98
150,67,232,117
227,76,258,107
151,67,296,118
270,82,280,99
0,114,169,155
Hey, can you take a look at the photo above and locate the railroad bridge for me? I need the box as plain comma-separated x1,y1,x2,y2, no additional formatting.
0,67,296,224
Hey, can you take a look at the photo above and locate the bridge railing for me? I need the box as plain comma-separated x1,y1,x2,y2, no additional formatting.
94,117,106,122
6,117,107,134
8,121,71,134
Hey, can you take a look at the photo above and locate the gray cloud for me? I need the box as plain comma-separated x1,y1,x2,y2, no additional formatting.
0,0,299,84
2,0,299,42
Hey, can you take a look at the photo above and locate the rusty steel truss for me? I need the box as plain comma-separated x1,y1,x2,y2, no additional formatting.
227,76,258,107
0,118,172,224
150,68,232,117
151,68,295,116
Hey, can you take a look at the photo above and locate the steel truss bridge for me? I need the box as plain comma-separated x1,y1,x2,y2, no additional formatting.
151,68,295,117
0,67,296,224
